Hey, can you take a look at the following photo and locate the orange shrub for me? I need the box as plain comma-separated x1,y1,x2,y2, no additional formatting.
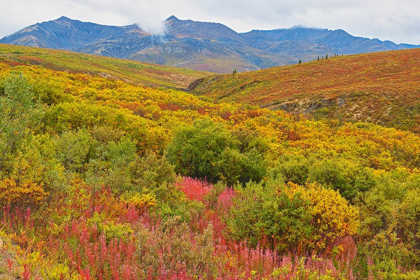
0,179,48,208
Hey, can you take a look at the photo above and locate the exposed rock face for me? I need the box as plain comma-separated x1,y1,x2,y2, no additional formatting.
1,16,419,73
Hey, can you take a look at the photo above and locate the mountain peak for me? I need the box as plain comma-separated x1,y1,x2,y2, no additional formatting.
165,15,179,22
56,16,72,21
1,16,419,74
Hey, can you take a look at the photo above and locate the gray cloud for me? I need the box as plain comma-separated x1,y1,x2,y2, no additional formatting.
0,0,420,44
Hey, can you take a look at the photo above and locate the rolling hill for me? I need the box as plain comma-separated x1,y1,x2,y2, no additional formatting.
190,49,420,133
1,16,419,73
0,44,209,88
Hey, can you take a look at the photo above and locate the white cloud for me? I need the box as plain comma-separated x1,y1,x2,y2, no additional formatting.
0,0,419,44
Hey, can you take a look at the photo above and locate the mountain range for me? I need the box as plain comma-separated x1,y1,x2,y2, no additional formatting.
1,16,419,73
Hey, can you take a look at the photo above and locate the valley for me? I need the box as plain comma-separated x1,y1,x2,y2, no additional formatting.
0,41,419,279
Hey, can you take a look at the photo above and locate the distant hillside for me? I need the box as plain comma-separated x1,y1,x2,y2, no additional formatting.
1,16,419,73
241,27,418,63
0,44,209,88
191,49,420,133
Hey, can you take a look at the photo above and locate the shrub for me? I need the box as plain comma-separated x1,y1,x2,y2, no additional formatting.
0,73,42,167
167,119,236,183
307,159,375,201
124,193,157,214
226,182,312,254
129,151,176,196
356,168,420,275
55,129,96,173
226,182,360,258
270,154,313,185
167,119,267,185
136,217,217,279
0,134,66,207
285,182,360,256
0,179,48,208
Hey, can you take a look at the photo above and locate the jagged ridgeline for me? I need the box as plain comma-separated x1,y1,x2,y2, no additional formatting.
0,44,419,279
191,48,420,133
1,16,419,73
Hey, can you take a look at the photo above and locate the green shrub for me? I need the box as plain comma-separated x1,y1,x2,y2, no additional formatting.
356,168,420,274
308,159,375,201
0,73,42,167
167,119,267,185
167,118,236,183
55,129,96,173
270,154,312,185
226,182,312,253
226,181,360,258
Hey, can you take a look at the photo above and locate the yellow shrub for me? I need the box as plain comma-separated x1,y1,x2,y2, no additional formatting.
0,178,48,207
124,193,157,214
285,182,360,255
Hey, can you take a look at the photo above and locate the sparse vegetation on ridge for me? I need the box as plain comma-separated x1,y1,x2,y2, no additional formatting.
191,48,420,133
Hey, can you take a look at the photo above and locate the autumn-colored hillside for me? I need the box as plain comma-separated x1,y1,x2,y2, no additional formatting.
0,44,210,88
191,49,420,132
0,47,419,279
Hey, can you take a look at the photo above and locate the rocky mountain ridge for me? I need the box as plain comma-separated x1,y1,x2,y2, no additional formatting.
1,16,418,73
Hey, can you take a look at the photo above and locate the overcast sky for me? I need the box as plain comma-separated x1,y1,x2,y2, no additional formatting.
1,0,420,44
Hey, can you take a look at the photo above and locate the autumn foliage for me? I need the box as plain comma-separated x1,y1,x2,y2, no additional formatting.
0,45,419,279
192,48,420,133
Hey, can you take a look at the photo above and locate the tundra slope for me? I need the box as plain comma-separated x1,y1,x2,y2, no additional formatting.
190,49,420,133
